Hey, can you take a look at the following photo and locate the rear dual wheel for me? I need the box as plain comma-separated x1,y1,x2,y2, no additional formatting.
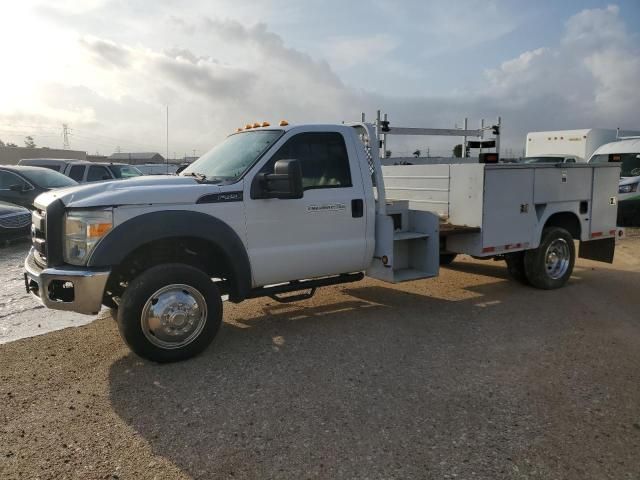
523,227,575,289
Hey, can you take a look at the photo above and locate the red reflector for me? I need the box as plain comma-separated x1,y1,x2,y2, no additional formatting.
482,247,495,253
591,231,603,238
609,229,616,235
505,243,521,250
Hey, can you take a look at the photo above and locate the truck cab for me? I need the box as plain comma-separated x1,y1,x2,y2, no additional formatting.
24,119,622,363
590,138,640,225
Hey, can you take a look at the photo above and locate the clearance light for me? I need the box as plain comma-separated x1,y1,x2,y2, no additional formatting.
381,255,389,266
245,124,253,129
253,122,261,128
261,121,270,127
279,120,289,126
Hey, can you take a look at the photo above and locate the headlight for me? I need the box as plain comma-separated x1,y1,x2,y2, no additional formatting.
619,183,638,194
64,209,113,265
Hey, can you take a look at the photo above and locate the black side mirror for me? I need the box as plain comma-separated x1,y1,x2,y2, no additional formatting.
9,184,25,192
255,159,303,199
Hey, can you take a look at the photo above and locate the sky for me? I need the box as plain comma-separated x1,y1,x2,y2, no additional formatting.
0,0,639,158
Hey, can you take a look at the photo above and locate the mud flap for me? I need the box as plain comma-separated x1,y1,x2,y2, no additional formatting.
579,237,615,264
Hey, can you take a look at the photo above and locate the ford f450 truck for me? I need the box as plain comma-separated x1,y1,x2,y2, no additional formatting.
24,119,622,362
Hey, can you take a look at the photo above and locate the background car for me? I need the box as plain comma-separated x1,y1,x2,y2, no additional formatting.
0,165,78,208
18,158,143,183
0,201,31,242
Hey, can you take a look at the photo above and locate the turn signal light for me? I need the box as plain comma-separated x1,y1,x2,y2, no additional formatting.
279,120,289,126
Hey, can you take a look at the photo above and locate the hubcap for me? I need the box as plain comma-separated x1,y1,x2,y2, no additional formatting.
141,284,207,349
545,238,570,280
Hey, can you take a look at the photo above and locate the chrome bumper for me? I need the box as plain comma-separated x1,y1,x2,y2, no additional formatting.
23,248,110,315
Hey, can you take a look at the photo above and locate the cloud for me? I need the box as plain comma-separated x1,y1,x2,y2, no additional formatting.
1,3,639,158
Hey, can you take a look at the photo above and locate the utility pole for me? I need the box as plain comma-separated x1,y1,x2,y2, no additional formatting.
62,124,71,149
462,117,468,158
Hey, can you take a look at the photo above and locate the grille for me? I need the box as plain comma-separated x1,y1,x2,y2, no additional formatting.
0,212,31,229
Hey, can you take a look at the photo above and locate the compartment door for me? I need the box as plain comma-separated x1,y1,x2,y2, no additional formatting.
482,168,535,249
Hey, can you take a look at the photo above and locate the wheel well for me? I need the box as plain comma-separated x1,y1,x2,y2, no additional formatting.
105,236,235,302
543,212,581,239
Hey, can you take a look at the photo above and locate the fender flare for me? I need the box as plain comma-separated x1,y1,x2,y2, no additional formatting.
88,210,252,301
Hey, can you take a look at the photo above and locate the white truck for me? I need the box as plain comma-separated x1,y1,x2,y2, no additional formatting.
525,129,626,163
590,137,640,225
24,118,622,362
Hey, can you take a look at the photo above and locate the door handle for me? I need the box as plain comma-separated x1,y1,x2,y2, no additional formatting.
351,199,364,218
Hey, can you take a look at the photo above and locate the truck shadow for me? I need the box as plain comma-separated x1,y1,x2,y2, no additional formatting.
107,264,639,478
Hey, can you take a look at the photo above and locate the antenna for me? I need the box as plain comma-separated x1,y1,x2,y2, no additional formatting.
62,124,71,149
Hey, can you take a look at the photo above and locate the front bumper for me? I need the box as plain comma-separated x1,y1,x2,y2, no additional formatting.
24,248,110,315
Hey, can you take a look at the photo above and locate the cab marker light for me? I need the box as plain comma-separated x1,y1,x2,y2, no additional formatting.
245,123,253,129
261,121,270,127
253,122,261,128
279,120,289,126
236,128,243,132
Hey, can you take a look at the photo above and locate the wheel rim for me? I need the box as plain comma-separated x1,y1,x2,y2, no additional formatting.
545,238,570,280
140,284,207,350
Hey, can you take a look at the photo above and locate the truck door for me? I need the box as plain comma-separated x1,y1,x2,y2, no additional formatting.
245,130,368,286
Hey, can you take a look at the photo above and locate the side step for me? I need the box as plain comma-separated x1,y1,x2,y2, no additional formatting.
247,272,364,301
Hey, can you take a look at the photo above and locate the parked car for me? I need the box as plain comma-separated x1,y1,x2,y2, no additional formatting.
18,159,143,183
135,163,178,175
522,155,579,164
0,165,78,208
0,201,31,242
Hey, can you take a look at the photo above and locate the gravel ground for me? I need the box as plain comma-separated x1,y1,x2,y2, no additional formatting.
1,233,639,479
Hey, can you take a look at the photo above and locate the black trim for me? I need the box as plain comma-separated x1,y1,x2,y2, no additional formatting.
579,237,615,264
247,272,364,299
196,191,243,204
45,199,65,267
87,210,252,301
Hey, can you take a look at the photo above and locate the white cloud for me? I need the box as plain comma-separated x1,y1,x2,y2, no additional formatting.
0,3,638,158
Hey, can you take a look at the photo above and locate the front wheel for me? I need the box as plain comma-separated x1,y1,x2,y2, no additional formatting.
117,263,222,362
524,227,575,289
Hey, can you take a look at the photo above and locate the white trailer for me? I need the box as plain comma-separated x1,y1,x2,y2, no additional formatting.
24,116,622,362
525,129,624,162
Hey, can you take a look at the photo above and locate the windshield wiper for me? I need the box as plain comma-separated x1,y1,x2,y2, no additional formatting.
182,172,208,183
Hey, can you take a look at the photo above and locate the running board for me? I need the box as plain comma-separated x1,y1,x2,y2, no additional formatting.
247,272,364,300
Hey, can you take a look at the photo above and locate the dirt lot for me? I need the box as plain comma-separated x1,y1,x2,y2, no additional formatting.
1,233,639,479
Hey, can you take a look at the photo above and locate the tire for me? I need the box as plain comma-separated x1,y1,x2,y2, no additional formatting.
524,227,575,290
440,253,457,266
504,252,529,285
116,263,222,363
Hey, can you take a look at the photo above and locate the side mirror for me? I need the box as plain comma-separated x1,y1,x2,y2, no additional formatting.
255,159,303,199
9,184,25,192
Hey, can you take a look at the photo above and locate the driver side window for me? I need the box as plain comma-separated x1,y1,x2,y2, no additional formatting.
0,171,28,190
264,132,352,190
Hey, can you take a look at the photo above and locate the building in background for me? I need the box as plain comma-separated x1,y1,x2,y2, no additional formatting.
0,146,86,165
108,152,165,165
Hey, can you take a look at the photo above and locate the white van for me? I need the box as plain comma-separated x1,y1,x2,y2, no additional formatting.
589,138,640,225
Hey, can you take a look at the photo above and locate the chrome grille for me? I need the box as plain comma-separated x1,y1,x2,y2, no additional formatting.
0,212,31,229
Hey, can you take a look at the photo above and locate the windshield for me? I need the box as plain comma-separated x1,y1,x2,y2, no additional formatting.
590,153,640,177
523,156,566,164
182,130,283,182
21,168,78,189
109,165,143,178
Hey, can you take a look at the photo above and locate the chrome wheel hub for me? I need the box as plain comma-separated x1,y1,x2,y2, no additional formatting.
545,238,570,280
141,284,207,349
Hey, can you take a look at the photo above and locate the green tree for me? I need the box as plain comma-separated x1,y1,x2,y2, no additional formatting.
24,136,36,148
6,142,18,147
453,144,463,158
0,139,4,146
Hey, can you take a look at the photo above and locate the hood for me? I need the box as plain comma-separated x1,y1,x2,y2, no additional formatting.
620,176,640,184
0,201,29,216
34,175,225,209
